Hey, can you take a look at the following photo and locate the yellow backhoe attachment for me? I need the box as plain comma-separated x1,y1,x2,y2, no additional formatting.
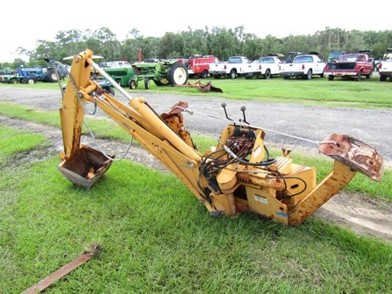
58,49,383,225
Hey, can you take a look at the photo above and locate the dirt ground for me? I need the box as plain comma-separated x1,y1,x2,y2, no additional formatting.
1,87,391,242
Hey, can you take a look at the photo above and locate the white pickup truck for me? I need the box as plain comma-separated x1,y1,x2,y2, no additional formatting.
244,56,283,79
377,49,392,81
209,56,251,79
280,54,326,80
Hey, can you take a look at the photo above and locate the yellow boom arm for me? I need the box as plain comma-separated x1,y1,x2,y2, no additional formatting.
59,50,383,225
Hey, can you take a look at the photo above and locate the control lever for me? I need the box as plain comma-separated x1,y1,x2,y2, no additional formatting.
240,106,249,125
221,103,233,121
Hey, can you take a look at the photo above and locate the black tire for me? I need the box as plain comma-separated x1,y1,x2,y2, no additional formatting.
229,69,237,79
306,69,312,80
108,87,115,96
380,75,387,81
168,63,188,86
154,78,169,86
201,70,208,79
264,69,271,79
144,78,150,89
328,75,334,81
129,79,137,89
46,69,58,82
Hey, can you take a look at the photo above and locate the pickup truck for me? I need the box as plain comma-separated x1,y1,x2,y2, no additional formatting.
209,56,251,79
324,53,374,80
377,49,392,81
280,54,325,80
244,55,282,79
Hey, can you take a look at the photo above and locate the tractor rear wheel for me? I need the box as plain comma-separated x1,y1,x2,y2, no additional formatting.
168,63,188,86
46,69,58,82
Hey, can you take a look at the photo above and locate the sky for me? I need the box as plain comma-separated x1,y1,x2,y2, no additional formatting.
2,0,391,62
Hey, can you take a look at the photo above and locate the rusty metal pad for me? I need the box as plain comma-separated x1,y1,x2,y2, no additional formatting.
319,133,383,181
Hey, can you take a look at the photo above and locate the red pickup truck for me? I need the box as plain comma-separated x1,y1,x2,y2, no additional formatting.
324,53,374,80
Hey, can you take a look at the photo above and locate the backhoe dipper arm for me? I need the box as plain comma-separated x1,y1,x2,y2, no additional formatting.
58,49,383,225
59,50,218,213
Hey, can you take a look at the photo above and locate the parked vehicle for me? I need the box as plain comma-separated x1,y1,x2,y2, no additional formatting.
209,56,252,79
130,60,188,89
104,66,137,89
0,68,17,83
284,52,302,63
280,54,325,80
377,48,392,81
187,55,218,78
244,55,283,79
15,65,67,84
324,52,374,80
328,50,345,63
101,61,132,68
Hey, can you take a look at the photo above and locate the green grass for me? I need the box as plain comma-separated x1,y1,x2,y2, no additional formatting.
1,74,391,108
1,147,392,292
0,124,46,162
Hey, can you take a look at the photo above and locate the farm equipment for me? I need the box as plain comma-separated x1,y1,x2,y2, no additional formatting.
103,60,188,90
175,80,223,93
0,68,17,83
58,49,383,226
131,61,188,89
16,61,68,84
103,66,137,89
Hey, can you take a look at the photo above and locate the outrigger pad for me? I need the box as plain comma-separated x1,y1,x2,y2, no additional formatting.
318,134,383,181
58,145,113,189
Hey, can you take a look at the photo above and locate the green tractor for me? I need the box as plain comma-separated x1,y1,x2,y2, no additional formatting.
103,67,137,89
104,60,188,90
131,60,188,89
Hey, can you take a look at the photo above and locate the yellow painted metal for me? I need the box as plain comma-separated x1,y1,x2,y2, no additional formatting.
58,49,384,226
288,161,356,225
59,50,94,159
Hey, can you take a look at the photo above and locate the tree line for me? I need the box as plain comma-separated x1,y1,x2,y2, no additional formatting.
2,26,392,68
